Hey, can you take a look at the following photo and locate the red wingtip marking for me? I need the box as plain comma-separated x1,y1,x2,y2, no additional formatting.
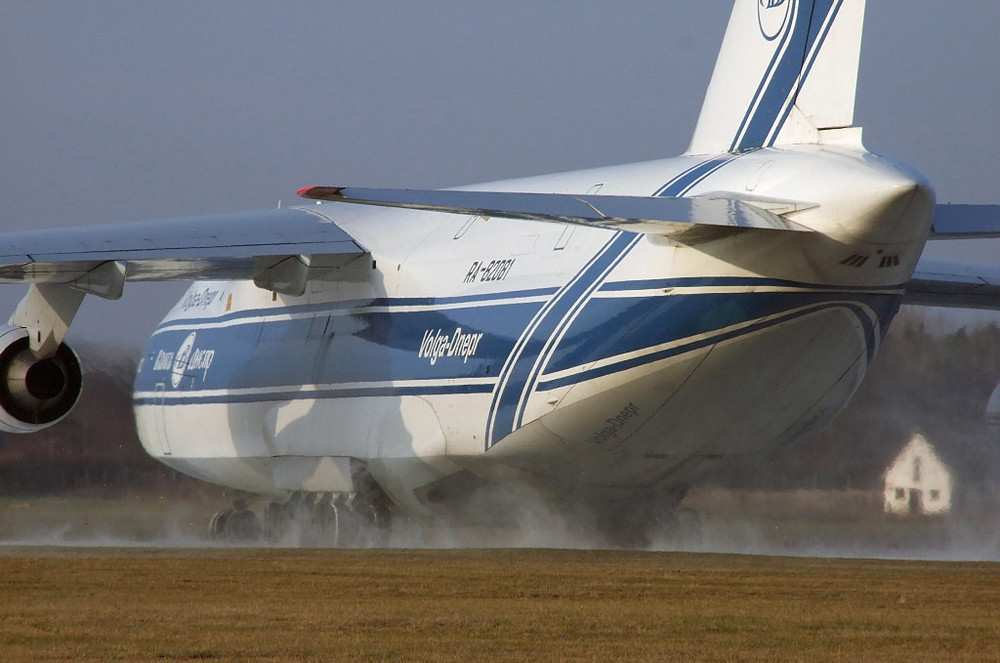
297,186,345,200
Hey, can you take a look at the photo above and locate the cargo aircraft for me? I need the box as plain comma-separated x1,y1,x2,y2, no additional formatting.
2,0,998,544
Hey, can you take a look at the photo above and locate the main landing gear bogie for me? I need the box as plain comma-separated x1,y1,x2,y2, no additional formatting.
209,491,393,547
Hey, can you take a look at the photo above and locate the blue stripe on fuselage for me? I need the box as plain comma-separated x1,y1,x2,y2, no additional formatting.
653,154,742,198
484,232,640,448
135,278,901,427
154,286,560,332
538,291,899,390
599,276,905,293
135,296,548,395
132,382,493,406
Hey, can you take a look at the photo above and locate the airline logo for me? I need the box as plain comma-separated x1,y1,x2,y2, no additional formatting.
758,0,791,41
418,327,484,366
151,331,216,388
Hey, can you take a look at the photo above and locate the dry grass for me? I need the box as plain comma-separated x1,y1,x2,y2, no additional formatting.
1,548,998,662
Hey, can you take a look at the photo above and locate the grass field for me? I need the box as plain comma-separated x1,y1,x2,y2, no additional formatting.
1,547,999,662
2,494,1000,661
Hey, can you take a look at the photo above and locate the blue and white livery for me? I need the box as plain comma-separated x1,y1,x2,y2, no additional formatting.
0,0,997,543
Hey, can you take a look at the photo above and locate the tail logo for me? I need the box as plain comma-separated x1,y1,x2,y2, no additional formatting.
758,0,791,41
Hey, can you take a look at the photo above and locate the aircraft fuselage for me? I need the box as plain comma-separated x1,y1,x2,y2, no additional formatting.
133,141,933,513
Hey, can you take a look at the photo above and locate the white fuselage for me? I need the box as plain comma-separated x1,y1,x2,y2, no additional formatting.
133,141,933,513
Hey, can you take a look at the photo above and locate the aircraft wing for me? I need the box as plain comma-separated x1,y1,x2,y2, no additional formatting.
0,207,366,295
904,205,1000,309
0,185,811,303
905,258,1000,310
296,186,810,237
930,204,1000,238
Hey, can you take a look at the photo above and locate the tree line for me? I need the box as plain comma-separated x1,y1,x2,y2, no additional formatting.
714,310,1000,491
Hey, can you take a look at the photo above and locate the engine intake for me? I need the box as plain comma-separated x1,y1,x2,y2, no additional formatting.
0,325,82,433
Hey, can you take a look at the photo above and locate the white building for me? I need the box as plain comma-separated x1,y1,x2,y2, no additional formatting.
883,433,953,516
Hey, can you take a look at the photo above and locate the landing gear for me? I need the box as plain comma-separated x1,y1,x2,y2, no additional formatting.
209,489,394,547
209,498,262,542
263,492,355,547
596,489,703,549
600,507,703,549
263,491,394,546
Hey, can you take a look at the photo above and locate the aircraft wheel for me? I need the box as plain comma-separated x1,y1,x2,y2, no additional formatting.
263,501,293,543
224,507,262,541
350,502,392,547
300,495,357,548
209,504,262,542
310,499,341,546
208,508,231,540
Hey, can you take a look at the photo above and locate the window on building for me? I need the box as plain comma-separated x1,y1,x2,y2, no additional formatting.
929,489,940,501
895,488,905,500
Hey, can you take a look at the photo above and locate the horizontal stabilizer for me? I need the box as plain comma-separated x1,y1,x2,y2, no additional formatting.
0,207,367,291
297,186,809,238
905,258,1000,310
929,204,1000,238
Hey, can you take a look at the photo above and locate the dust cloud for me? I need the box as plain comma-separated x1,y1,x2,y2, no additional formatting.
2,484,998,562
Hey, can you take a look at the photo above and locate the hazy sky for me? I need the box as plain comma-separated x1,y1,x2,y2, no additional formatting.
3,1,999,347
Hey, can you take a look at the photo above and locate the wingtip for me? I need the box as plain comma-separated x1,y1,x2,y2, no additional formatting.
297,186,345,201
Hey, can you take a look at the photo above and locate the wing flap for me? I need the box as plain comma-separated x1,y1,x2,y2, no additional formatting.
296,186,810,237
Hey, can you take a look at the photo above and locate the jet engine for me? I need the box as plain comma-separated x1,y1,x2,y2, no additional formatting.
0,324,82,433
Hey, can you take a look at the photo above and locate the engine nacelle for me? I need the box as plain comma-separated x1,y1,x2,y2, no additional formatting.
0,325,82,433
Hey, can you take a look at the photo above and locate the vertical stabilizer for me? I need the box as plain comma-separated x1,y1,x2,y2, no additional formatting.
687,0,866,155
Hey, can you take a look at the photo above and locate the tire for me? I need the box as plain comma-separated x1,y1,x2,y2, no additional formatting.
223,507,261,542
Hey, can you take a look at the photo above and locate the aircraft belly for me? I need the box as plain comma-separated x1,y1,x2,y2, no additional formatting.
135,395,461,502
134,401,279,493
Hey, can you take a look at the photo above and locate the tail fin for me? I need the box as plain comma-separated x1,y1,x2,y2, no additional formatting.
687,0,866,155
